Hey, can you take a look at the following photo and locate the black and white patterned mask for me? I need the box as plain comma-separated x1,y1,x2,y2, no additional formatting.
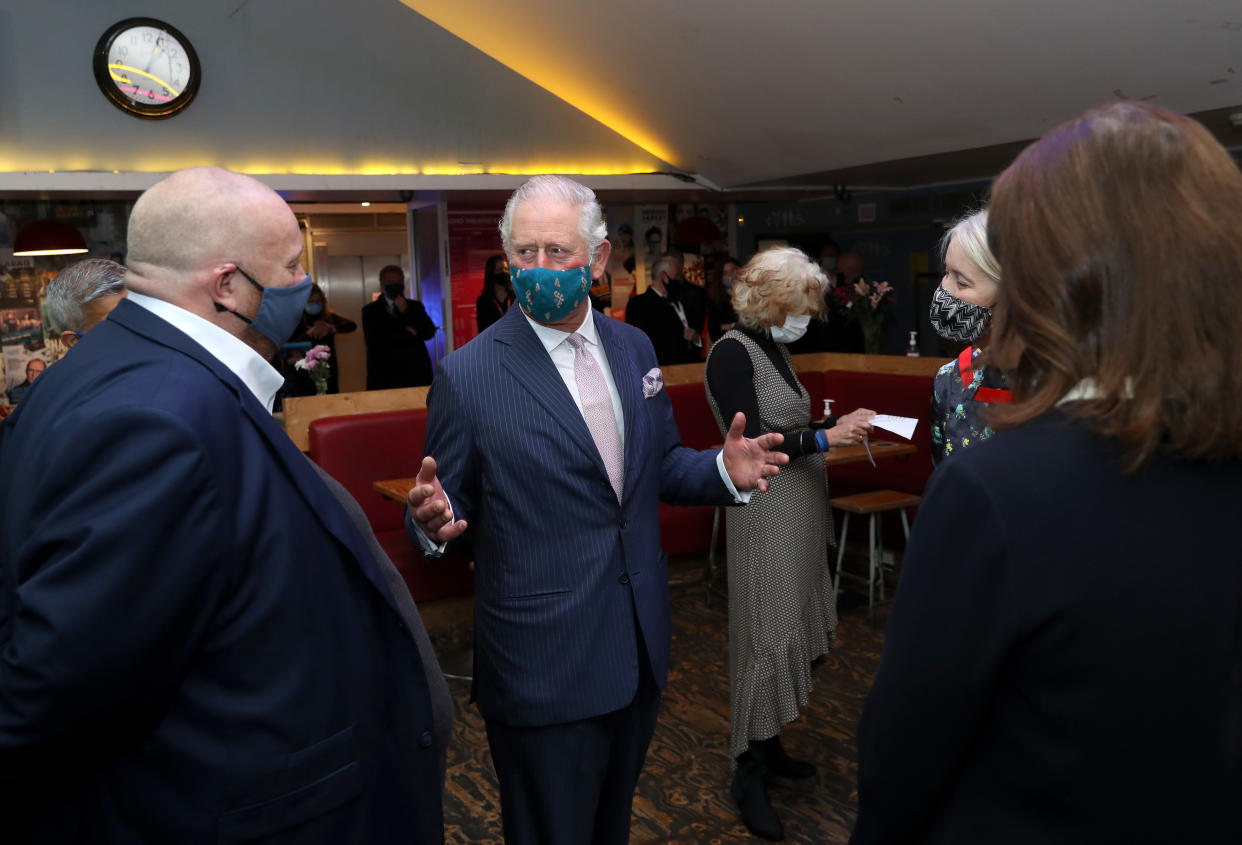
929,285,992,343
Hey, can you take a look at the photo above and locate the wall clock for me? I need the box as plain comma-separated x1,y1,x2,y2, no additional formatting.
93,18,200,119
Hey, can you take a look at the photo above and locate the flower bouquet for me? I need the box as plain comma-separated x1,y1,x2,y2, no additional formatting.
294,344,332,395
833,279,896,354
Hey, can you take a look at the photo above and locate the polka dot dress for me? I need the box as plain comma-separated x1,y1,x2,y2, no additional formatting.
705,330,838,760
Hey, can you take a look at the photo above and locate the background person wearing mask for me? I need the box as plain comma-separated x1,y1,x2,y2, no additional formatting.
407,175,787,845
46,258,128,350
284,282,357,395
0,166,445,841
705,246,875,841
625,253,707,364
851,101,1242,845
928,209,1008,466
706,255,741,341
361,264,437,389
476,253,514,334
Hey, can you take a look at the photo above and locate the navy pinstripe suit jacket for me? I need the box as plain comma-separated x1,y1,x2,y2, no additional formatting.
416,305,732,727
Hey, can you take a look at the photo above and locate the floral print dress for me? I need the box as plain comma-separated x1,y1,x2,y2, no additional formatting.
930,346,1010,466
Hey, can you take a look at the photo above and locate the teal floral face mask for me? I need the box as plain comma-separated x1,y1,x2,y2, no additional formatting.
510,264,592,322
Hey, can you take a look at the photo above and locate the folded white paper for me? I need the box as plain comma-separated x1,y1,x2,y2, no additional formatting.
871,414,918,440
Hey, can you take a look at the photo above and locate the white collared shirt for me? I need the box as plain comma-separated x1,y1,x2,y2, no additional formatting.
126,291,286,412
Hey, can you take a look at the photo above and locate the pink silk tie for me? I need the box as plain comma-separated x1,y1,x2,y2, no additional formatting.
567,333,624,502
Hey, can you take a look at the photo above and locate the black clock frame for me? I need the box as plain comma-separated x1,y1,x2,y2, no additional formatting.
93,17,201,120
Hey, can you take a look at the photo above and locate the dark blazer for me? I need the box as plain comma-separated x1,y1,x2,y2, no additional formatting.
624,281,706,366
411,306,731,727
361,297,436,389
0,299,443,844
851,412,1242,845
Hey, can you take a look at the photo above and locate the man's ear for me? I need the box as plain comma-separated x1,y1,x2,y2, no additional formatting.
590,239,612,281
61,330,79,349
209,263,242,311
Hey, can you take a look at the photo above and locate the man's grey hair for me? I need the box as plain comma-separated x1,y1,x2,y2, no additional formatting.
47,258,126,332
650,253,681,283
499,175,608,262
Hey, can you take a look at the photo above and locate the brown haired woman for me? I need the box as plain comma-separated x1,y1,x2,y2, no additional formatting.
851,102,1242,844
705,246,875,840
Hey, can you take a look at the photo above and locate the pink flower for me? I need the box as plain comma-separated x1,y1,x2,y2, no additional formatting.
295,345,333,372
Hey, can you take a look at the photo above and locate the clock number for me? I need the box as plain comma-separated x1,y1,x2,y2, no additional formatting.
143,31,153,43
118,46,128,57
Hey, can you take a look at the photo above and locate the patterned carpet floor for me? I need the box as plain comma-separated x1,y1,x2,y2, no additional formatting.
426,560,888,844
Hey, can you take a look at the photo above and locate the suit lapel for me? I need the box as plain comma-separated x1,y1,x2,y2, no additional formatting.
494,307,611,480
594,313,646,502
109,301,406,620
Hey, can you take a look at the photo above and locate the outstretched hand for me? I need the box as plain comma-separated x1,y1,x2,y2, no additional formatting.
721,412,789,493
406,456,468,543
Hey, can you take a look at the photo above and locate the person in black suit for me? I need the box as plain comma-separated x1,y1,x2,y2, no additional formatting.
625,253,707,365
362,265,437,389
0,167,445,842
850,102,1242,844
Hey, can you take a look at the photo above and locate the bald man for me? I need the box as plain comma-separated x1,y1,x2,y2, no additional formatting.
0,168,446,843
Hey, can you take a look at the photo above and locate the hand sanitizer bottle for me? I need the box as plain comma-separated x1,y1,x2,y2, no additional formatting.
906,330,920,357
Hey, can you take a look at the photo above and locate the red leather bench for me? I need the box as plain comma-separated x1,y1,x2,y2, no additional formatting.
308,409,474,603
659,382,725,558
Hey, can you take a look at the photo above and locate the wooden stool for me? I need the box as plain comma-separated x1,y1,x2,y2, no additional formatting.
830,490,922,612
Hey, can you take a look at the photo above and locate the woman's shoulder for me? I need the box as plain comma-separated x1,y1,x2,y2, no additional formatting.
705,332,752,372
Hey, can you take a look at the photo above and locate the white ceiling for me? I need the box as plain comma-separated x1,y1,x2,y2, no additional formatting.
402,0,1242,188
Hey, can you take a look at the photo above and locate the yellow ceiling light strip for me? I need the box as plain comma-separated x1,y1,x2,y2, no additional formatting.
397,0,679,168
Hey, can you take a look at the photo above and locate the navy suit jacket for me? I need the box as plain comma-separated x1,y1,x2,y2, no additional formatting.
412,306,731,727
0,300,443,843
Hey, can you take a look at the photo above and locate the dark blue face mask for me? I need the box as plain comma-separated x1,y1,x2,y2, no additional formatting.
216,267,312,347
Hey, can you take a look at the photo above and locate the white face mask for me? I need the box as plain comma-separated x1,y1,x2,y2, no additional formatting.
770,313,811,344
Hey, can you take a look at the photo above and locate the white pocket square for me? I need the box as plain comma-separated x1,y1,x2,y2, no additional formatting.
642,368,664,399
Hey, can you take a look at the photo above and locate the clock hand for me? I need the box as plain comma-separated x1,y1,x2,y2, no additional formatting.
141,41,161,73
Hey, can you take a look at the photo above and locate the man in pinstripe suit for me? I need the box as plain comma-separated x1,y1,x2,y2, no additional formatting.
407,176,786,845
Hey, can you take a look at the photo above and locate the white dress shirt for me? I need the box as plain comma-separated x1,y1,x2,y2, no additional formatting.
127,291,286,412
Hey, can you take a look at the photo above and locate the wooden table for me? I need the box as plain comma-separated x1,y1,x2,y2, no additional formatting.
825,439,917,467
374,477,416,503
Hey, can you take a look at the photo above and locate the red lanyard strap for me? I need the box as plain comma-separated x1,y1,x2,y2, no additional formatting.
958,346,1013,404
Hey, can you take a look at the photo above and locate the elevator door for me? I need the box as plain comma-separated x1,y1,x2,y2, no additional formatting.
316,250,404,394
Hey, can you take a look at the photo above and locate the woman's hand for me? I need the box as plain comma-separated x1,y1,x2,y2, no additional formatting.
826,407,877,446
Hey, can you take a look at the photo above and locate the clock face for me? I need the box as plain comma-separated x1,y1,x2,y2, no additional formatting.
94,18,200,119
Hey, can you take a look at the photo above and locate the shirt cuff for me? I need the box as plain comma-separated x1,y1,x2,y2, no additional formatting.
716,449,752,504
407,496,451,557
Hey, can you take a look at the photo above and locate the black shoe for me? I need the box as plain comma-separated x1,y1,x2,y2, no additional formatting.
731,750,784,841
752,736,817,779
